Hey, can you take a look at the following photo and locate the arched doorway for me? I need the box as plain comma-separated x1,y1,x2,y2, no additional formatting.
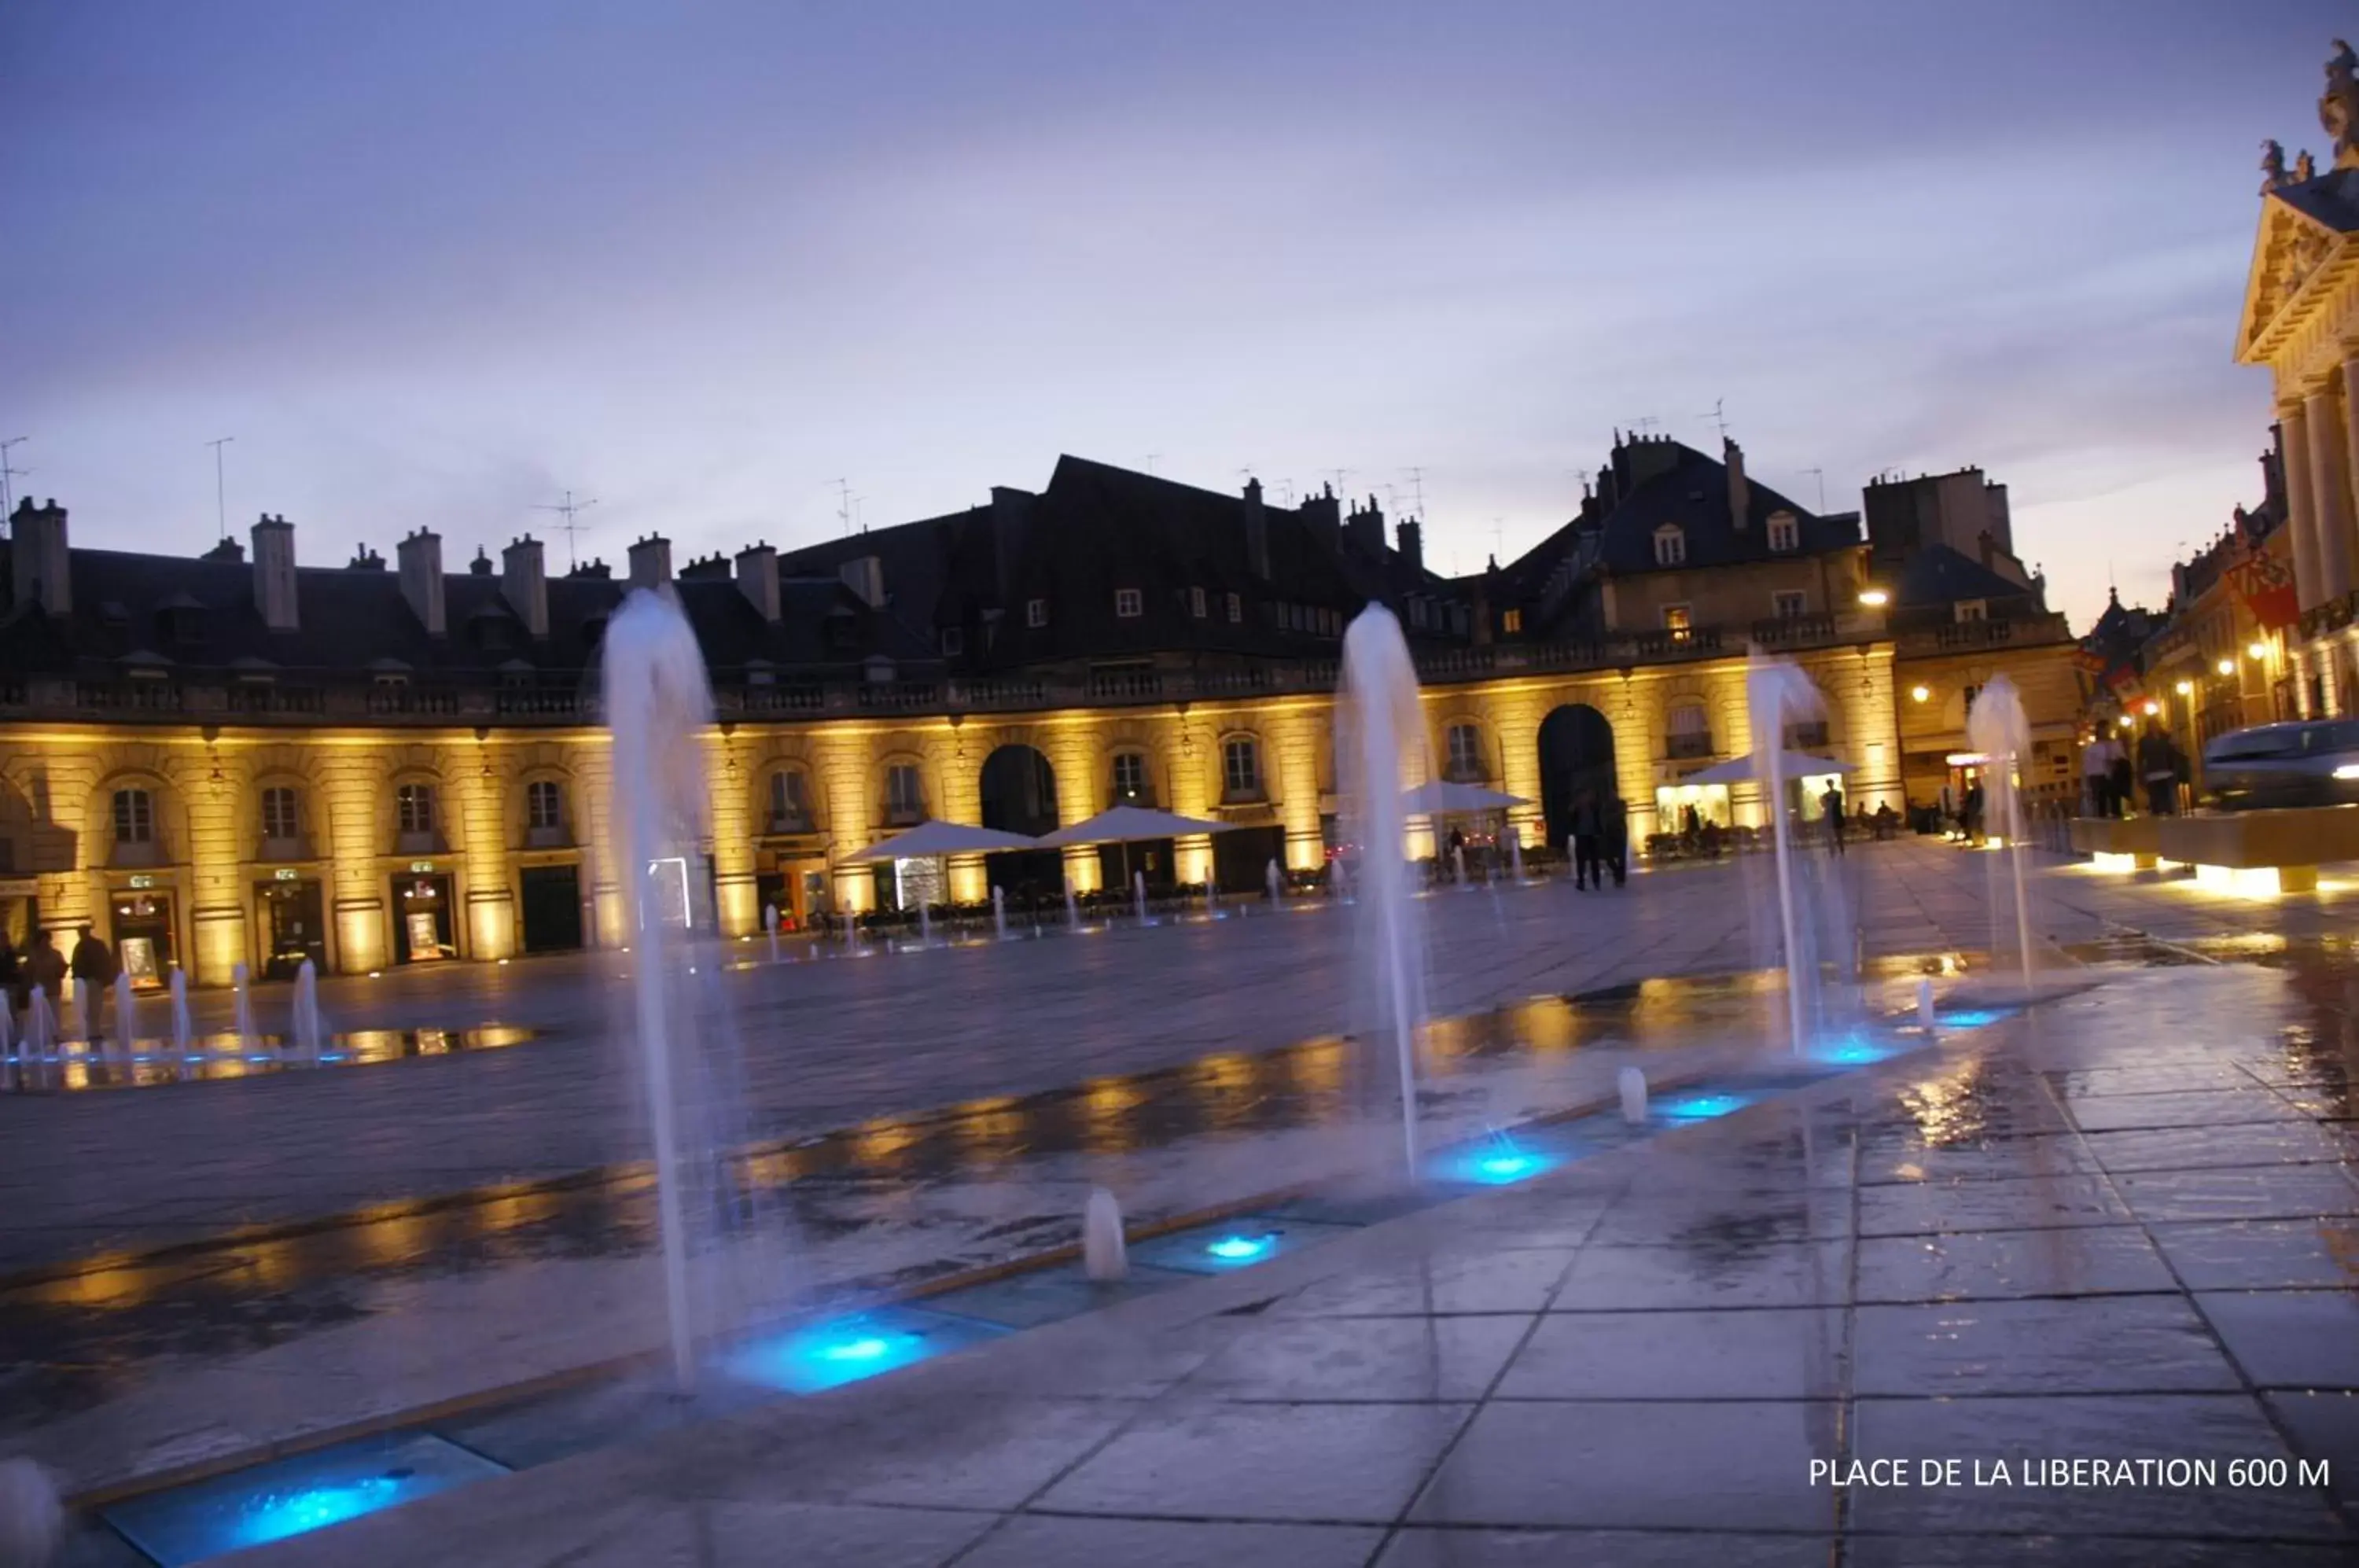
978,745,1062,907
1537,705,1617,848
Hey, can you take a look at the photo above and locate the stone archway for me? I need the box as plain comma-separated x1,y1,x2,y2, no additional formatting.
977,744,1062,907
1536,705,1617,848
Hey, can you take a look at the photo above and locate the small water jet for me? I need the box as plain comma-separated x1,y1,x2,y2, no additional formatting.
1064,876,1080,929
232,963,256,1051
26,987,54,1056
1917,977,1937,1031
1509,830,1525,882
293,960,323,1059
1618,1065,1649,1125
763,903,779,963
917,900,932,944
1744,650,1842,1055
1132,870,1147,926
169,969,193,1055
1965,673,2036,992
991,887,1007,941
112,970,135,1059
67,977,90,1044
1082,1189,1127,1282
1266,858,1283,906
1338,604,1430,1177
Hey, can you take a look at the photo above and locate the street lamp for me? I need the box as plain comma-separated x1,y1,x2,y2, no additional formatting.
2173,680,2194,697
1909,684,1930,703
2248,641,2268,661
2216,658,2235,677
1857,588,1890,607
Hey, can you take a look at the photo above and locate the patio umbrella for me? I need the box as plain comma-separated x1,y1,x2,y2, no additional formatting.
1400,780,1529,815
1680,751,1856,786
1036,804,1240,889
836,819,1044,863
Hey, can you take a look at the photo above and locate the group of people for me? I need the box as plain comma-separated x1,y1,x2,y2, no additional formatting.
1566,791,1630,889
2080,721,2190,818
0,925,122,1040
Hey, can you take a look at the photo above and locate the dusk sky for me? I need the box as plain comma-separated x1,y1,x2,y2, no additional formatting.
2,2,2339,631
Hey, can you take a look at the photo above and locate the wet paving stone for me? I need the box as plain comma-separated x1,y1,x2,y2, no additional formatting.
2262,1391,2359,1508
1845,1537,2358,1566
1546,1240,1849,1312
2112,1165,2359,1224
1272,1247,1580,1319
955,1515,1386,1568
2063,1091,2313,1133
1409,1400,1838,1530
2080,1123,2359,1174
1855,1131,2102,1187
1853,1224,2178,1303
2151,1218,2359,1291
1858,1174,2133,1237
1848,1394,2346,1540
1853,1296,2241,1396
1375,1528,1835,1567
1498,1307,1843,1401
1187,1313,1533,1402
2197,1290,2359,1389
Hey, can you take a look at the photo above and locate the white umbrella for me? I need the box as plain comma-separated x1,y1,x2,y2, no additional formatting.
1400,780,1529,815
837,819,1042,864
1681,751,1857,786
1037,804,1240,889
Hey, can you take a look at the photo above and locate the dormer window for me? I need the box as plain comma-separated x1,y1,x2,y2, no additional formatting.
1191,587,1207,619
940,627,964,656
1502,609,1523,635
1225,592,1242,624
1654,525,1687,567
1767,513,1798,553
1115,588,1143,619
1955,599,1987,623
1027,598,1047,628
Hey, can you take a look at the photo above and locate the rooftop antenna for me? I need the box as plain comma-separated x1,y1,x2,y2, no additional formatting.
1700,399,1728,441
1800,467,1826,512
1492,517,1506,561
533,490,599,572
1143,453,1162,476
853,494,867,534
833,478,853,538
206,436,234,541
1324,467,1352,500
0,437,27,521
1401,466,1426,517
1275,479,1296,506
1626,418,1661,440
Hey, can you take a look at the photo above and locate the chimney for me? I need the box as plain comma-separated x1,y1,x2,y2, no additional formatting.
1724,437,1750,529
1396,517,1423,572
396,528,445,636
839,554,885,608
1978,528,1997,569
735,542,780,623
1242,477,1271,580
501,534,548,638
9,498,70,617
251,512,299,631
627,533,672,591
1346,495,1385,556
990,485,1032,605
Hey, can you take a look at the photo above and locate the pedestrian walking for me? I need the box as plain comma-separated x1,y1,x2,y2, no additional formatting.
1570,792,1603,890
1605,796,1629,886
2136,720,2177,817
1820,782,1846,856
68,925,117,1041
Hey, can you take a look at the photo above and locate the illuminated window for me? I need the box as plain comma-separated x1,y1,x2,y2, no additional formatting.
112,788,154,844
396,784,436,834
1662,605,1693,642
1654,525,1686,566
1223,736,1261,798
1191,586,1207,618
1112,751,1149,802
1955,599,1987,623
1767,513,1798,552
1026,598,1047,628
527,780,564,831
1445,723,1484,779
260,786,299,841
1116,588,1143,618
1502,608,1523,635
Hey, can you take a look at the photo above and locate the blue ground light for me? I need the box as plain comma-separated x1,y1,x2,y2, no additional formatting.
719,1305,1007,1395
1128,1217,1358,1275
1205,1233,1275,1261
1938,1007,2011,1029
1428,1136,1566,1187
1658,1091,1757,1121
104,1432,507,1566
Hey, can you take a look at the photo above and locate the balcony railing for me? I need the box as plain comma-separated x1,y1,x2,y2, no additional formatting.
226,685,326,715
1753,612,1836,646
1666,732,1713,760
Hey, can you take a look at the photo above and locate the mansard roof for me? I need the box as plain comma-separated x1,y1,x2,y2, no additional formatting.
1892,543,2039,609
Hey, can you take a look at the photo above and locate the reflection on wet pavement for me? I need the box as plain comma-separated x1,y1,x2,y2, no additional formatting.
0,1027,539,1093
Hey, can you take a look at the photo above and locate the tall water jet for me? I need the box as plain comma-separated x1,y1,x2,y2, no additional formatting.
1133,870,1147,926
918,899,932,944
1746,651,1826,1055
1267,858,1283,906
1064,875,1080,929
1965,672,2036,993
26,987,54,1055
293,959,323,1059
602,588,718,1393
1452,843,1469,889
231,963,256,1050
112,971,136,1059
1337,604,1430,1178
1082,1188,1128,1282
169,969,193,1055
992,886,1007,940
1917,977,1937,1031
763,902,779,963
67,977,90,1044
1509,830,1524,882
1618,1065,1649,1125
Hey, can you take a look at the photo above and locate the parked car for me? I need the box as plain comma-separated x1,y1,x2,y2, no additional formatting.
2201,720,2359,810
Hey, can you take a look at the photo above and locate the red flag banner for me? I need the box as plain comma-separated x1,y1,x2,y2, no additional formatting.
2226,553,2300,630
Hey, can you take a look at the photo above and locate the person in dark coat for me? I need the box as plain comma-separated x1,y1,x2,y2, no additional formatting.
2136,720,2177,816
23,929,66,1023
1604,796,1630,886
69,925,117,1040
1820,782,1846,856
1963,781,1985,843
1570,792,1603,890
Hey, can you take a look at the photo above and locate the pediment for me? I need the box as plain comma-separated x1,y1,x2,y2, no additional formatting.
2239,190,2350,365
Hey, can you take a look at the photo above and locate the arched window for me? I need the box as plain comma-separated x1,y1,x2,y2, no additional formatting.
1667,702,1711,760
1110,750,1151,805
259,786,300,841
1653,525,1687,567
112,789,154,844
885,764,924,824
767,769,811,831
527,780,565,831
1444,723,1485,781
396,782,437,835
1222,736,1262,801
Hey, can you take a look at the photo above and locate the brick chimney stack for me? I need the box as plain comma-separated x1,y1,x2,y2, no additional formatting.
1724,437,1750,530
627,534,672,592
10,498,71,617
501,535,548,638
735,543,781,623
1242,477,1271,580
251,513,298,631
396,528,445,636
1396,517,1423,572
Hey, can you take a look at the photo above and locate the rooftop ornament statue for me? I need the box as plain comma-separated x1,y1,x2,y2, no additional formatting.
2263,138,2289,193
2322,39,2359,170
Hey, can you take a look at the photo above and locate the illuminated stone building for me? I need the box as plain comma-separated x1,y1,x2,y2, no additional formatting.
2,441,1909,985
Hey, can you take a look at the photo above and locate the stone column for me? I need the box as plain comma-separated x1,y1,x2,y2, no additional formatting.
1047,720,1102,894
811,727,874,915
2282,399,2324,612
1274,705,1326,878
703,731,758,939
185,751,249,986
2306,385,2355,607
319,749,388,973
458,753,515,961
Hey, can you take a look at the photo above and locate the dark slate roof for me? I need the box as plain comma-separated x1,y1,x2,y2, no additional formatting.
1586,444,1856,575
1893,544,2037,609
2269,167,2359,233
